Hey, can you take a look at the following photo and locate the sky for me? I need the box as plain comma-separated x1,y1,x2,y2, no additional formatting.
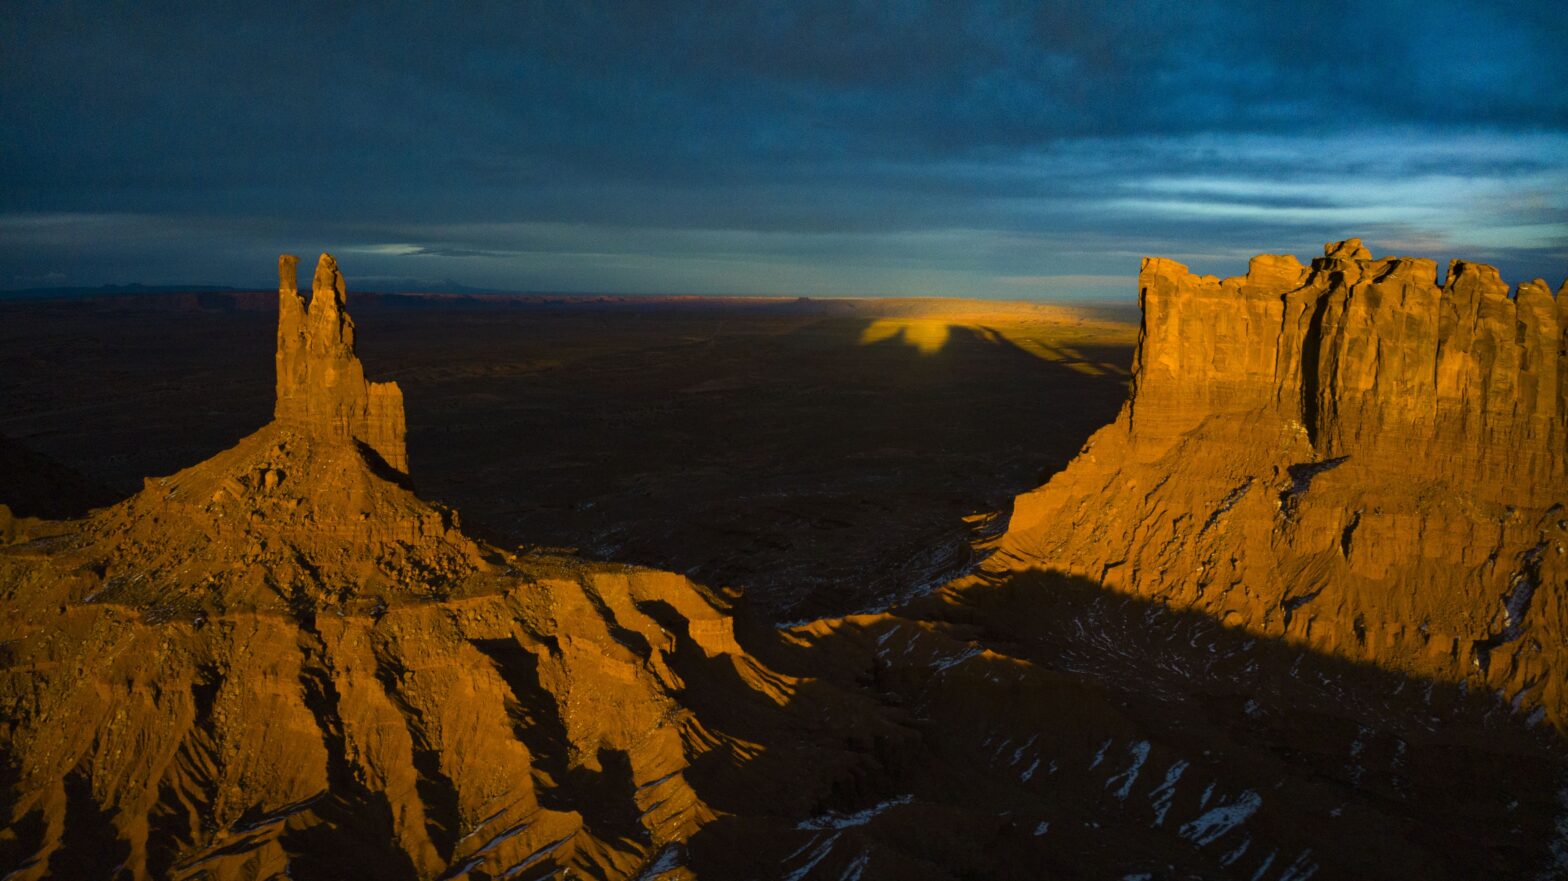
2,1,1565,300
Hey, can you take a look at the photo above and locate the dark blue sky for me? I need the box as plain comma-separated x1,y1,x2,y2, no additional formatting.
3,2,1565,299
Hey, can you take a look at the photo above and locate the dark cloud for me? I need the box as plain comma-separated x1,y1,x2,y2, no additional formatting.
1,1,1564,296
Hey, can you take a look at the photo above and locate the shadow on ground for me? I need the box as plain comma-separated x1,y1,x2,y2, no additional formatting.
671,568,1568,880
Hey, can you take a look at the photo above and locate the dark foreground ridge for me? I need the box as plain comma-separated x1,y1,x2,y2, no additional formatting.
0,248,1564,880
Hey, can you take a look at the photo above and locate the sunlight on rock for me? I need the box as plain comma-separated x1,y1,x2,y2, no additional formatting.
858,318,952,354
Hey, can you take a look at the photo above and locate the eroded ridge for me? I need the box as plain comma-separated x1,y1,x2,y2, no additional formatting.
1000,238,1568,727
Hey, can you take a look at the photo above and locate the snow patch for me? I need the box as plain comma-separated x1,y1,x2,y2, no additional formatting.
1149,760,1189,827
1090,738,1113,770
1277,848,1319,881
931,645,984,672
632,844,685,881
1010,735,1039,765
797,795,913,831
1179,790,1262,846
783,833,840,881
840,848,872,881
496,833,572,879
1220,836,1251,866
1105,740,1151,800
1249,850,1277,881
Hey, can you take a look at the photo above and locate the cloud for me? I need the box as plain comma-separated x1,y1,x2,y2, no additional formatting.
1,2,1564,296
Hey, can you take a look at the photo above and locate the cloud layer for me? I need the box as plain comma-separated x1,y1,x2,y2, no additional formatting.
3,2,1564,297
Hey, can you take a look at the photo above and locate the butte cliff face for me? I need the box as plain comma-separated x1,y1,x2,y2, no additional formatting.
1127,238,1564,497
998,239,1568,726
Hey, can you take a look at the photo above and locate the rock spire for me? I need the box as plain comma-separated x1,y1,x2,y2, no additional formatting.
275,253,408,474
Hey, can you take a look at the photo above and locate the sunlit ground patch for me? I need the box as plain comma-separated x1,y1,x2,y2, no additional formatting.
858,318,952,354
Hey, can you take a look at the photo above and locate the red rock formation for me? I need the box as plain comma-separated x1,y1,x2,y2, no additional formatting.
0,255,872,880
275,254,408,475
998,238,1568,726
2,249,1564,880
32,253,481,610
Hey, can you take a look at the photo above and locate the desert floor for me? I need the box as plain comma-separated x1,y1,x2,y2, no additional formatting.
0,292,1136,620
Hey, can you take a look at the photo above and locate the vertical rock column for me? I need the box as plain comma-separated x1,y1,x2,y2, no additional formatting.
273,253,409,474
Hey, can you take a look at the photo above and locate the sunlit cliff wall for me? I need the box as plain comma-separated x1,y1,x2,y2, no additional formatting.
1000,239,1568,727
275,253,408,474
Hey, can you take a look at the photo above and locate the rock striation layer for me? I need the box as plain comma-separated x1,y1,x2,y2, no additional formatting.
998,239,1568,727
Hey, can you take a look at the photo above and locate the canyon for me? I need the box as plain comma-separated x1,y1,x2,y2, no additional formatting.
1,244,1564,880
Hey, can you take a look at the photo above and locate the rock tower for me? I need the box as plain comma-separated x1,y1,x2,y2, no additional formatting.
274,253,408,474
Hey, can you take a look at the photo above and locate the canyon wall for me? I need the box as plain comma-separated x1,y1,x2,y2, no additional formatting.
999,239,1568,726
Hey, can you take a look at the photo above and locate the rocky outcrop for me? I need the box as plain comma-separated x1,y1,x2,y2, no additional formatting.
37,254,483,610
1130,238,1565,501
999,239,1568,727
275,254,408,475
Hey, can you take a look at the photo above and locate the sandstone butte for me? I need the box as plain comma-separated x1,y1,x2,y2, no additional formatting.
0,247,1565,880
994,238,1568,726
